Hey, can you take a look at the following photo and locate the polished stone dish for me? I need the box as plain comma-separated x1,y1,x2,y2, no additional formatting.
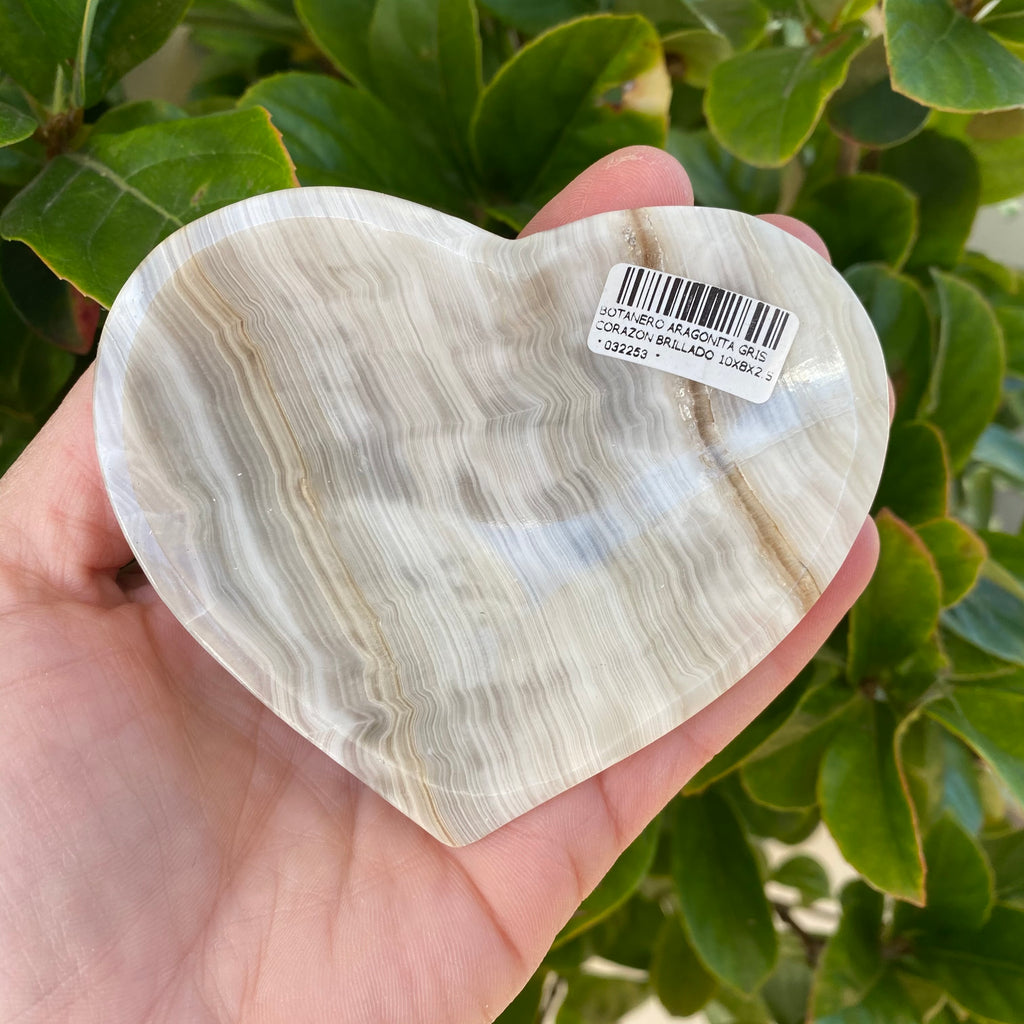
94,188,889,845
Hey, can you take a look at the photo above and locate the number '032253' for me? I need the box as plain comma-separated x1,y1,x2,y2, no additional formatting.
603,339,647,359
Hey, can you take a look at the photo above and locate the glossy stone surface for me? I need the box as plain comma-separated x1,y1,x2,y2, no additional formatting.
94,188,889,844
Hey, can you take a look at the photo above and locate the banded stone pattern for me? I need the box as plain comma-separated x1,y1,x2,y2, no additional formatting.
94,189,889,845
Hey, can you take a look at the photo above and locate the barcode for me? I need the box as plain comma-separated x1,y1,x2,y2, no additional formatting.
615,265,790,351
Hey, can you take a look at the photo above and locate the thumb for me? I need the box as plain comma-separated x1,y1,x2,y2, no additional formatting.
0,365,134,597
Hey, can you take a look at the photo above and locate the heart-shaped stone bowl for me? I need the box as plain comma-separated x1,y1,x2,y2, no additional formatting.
94,187,889,845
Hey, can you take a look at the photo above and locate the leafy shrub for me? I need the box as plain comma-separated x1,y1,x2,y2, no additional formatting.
2,1,1024,1021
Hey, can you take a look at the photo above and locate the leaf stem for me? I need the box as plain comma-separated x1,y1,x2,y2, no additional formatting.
837,136,861,176
35,107,84,159
73,0,100,110
772,901,827,965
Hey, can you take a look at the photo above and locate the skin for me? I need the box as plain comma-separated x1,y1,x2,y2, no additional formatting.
0,146,883,1023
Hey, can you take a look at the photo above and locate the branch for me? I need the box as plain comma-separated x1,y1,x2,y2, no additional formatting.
772,901,828,966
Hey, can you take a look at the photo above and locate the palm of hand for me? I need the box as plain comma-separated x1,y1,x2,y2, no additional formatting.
3,574,582,1021
0,148,879,1024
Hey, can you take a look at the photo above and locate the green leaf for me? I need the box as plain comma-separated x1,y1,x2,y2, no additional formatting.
885,0,1024,113
811,881,884,1018
0,269,75,474
650,914,718,1017
942,627,1022,682
914,518,986,607
898,715,985,835
724,671,860,815
472,14,669,204
543,930,592,973
920,814,994,930
705,987,772,1023
555,973,649,1024
848,510,942,683
0,0,191,108
666,127,780,213
662,28,732,88
885,634,948,705
772,854,831,905
739,681,855,809
998,306,1024,379
972,424,1024,490
791,173,918,271
185,4,295,82
874,421,950,525
969,669,1024,695
816,971,925,1024
750,666,851,754
480,0,602,36
958,249,1022,301
910,904,1024,1024
669,78,705,130
704,28,867,168
970,129,1024,205
187,0,304,38
878,131,980,271
740,721,839,809
437,0,483,145
727,778,821,843
944,575,1024,667
239,72,465,213
760,939,813,1024
806,0,877,26
983,0,1024,57
0,98,35,147
920,1006,961,1024
958,463,996,532
495,969,546,1024
297,0,482,158
591,894,666,970
0,241,100,353
398,0,481,154
185,97,239,117
0,136,43,189
795,112,844,193
964,110,1024,205
0,108,297,308
937,276,1007,468
682,665,812,792
843,263,932,424
672,790,778,992
819,699,925,903
0,416,34,476
983,830,1024,908
826,36,928,149
980,531,1024,586
924,271,1004,472
90,99,188,135
618,0,769,52
980,759,1021,826
927,686,1024,810
553,817,659,947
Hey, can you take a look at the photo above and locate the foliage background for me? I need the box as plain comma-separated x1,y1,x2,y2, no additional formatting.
2,1,1024,1021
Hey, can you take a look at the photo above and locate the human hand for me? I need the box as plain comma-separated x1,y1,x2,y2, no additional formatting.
0,146,882,1023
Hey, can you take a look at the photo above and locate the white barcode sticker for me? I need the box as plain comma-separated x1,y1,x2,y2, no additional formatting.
586,263,799,403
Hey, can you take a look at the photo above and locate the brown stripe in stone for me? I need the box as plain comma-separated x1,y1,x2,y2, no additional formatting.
623,210,665,271
617,209,822,611
680,381,823,614
184,250,456,843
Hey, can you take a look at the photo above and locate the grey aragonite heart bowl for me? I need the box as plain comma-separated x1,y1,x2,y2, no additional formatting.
94,187,889,845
